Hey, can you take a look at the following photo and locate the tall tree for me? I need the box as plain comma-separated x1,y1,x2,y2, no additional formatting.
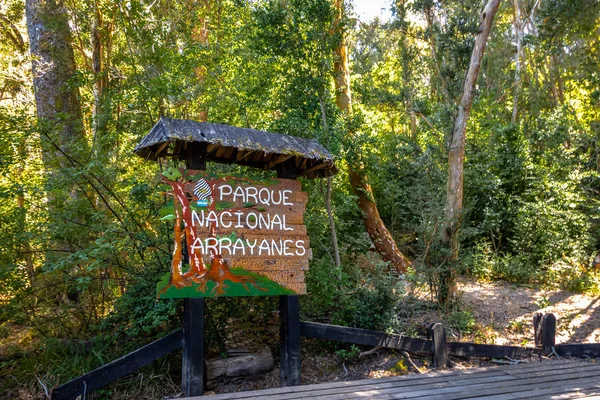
511,0,524,123
26,0,84,151
332,0,410,273
441,0,502,303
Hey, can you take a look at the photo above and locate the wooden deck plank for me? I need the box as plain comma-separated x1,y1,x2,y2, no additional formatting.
285,360,588,394
244,365,600,400
341,376,600,400
192,360,598,400
222,373,516,400
486,384,600,400
388,369,600,399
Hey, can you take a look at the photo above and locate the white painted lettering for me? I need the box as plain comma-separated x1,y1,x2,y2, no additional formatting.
282,190,293,205
295,240,306,256
219,184,232,200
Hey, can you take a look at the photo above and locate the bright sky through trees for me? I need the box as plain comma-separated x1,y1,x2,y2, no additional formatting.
352,0,392,22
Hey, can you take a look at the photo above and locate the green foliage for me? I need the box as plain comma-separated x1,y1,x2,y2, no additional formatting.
302,254,405,333
446,311,476,334
334,344,360,363
101,266,180,339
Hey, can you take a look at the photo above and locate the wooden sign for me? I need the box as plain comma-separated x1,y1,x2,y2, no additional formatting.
156,168,311,298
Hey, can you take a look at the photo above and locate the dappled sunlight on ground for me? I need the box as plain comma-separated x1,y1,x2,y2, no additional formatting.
459,279,600,346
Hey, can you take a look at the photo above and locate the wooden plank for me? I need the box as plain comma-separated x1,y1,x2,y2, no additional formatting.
254,372,518,400
284,370,511,394
193,386,296,400
484,382,600,399
300,322,432,354
186,210,307,226
415,376,600,400
266,154,294,170
280,283,307,294
489,359,584,372
218,234,310,247
194,361,592,400
503,363,600,378
298,365,600,400
182,298,204,396
233,259,310,271
447,342,538,359
154,141,170,157
51,330,183,400
257,270,305,283
283,360,586,394
183,178,307,204
208,225,308,237
555,343,600,358
388,366,600,399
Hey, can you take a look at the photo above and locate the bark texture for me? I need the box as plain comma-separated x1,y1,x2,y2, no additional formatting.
26,0,84,151
441,0,501,302
333,0,410,273
91,7,111,156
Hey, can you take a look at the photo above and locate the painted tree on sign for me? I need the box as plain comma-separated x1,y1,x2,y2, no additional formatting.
159,168,285,296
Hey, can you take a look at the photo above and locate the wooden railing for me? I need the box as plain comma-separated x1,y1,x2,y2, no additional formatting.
52,312,600,399
302,312,600,368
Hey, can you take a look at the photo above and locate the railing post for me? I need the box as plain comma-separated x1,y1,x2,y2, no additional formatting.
533,312,543,347
429,322,448,369
541,313,556,356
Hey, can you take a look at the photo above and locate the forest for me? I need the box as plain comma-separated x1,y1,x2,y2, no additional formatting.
1,0,599,398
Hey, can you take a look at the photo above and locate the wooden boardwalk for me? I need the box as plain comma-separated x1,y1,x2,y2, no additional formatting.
191,359,600,400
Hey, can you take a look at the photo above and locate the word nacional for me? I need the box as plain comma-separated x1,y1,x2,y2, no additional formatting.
188,179,308,257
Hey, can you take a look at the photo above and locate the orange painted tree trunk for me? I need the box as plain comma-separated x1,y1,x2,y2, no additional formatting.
441,0,502,303
332,0,410,273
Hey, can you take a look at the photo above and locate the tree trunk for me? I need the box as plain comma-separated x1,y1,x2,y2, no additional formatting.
441,0,501,303
319,94,341,272
92,7,111,157
326,176,341,271
332,0,410,273
26,0,84,153
512,0,523,123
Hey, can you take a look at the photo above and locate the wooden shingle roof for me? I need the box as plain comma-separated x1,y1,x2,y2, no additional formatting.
134,118,337,178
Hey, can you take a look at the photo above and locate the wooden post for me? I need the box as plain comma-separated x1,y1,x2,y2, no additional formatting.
429,322,448,369
541,313,556,356
533,312,543,347
182,145,207,396
277,158,301,386
279,296,301,386
182,299,204,396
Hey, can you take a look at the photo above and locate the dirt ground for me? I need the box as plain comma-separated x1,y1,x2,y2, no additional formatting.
459,279,600,345
206,278,600,396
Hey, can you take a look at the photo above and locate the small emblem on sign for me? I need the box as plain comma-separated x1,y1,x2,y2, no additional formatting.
194,178,212,207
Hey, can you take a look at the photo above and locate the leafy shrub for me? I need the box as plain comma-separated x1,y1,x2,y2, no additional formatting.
446,311,475,334
100,265,180,340
334,344,360,362
332,266,402,332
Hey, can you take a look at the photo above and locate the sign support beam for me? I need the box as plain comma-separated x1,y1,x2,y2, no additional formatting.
277,158,301,386
182,143,206,397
